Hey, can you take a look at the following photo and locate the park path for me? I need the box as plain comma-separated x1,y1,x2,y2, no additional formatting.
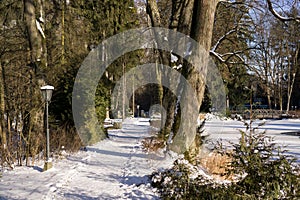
1,117,300,199
0,118,172,200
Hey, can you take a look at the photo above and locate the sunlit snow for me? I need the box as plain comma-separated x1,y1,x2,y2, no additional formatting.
0,116,299,199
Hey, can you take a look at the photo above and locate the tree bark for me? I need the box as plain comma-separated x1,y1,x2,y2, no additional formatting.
0,62,12,167
168,0,194,134
190,0,219,51
147,0,219,156
171,0,219,155
24,0,46,166
286,44,298,112
24,0,42,63
146,0,161,27
0,63,6,151
146,0,173,139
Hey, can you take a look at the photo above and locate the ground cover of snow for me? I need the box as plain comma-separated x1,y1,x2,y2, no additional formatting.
205,116,300,162
0,118,176,200
0,116,299,199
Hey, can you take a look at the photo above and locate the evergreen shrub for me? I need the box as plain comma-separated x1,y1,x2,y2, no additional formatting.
151,129,300,199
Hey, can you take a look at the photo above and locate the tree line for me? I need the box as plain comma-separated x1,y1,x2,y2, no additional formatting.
0,0,299,167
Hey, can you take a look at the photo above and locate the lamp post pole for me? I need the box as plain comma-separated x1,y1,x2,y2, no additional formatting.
46,98,50,165
132,72,135,118
41,85,54,171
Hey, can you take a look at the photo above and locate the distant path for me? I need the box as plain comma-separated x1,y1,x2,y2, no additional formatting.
0,118,169,200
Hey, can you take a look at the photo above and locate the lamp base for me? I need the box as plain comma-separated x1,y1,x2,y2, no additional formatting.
43,161,53,171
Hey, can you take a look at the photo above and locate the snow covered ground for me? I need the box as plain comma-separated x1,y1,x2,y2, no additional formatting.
0,118,176,200
205,117,300,162
0,117,299,199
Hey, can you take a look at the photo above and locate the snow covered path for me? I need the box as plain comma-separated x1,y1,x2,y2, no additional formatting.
1,117,299,199
0,118,171,200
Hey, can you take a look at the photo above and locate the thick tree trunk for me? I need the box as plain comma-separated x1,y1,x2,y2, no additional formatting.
24,0,46,165
146,0,161,27
24,0,42,63
167,0,194,136
171,0,219,157
190,0,219,51
147,0,219,157
0,63,6,151
147,0,172,138
0,62,13,167
147,0,195,140
170,0,194,34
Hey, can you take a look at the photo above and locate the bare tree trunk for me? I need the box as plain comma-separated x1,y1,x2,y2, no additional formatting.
147,0,195,141
169,0,194,137
24,0,46,166
61,0,65,64
147,0,219,156
147,0,173,139
164,0,219,157
0,61,13,167
24,0,47,73
122,61,126,120
171,0,219,157
190,0,218,51
155,61,164,119
286,44,298,112
0,63,6,152
24,0,42,63
146,0,161,27
279,70,283,112
266,86,272,109
262,43,272,109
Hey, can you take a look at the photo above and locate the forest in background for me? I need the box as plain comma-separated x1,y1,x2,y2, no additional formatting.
0,0,299,167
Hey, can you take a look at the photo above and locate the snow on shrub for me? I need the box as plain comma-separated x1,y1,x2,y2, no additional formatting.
151,129,300,199
151,156,231,199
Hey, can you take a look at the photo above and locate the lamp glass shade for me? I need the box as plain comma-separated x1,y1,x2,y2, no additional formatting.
41,85,54,102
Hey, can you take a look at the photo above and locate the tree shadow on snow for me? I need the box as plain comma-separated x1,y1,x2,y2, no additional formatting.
31,166,43,172
113,174,159,200
121,175,150,186
85,147,165,161
63,191,114,200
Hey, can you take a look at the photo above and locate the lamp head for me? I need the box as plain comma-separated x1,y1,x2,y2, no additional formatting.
41,85,54,102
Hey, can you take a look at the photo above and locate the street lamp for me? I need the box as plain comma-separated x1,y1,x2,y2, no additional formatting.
137,105,140,118
41,85,54,171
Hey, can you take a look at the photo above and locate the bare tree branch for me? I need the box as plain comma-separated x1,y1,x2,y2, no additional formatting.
219,0,244,5
211,29,236,52
210,50,225,62
266,0,300,22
